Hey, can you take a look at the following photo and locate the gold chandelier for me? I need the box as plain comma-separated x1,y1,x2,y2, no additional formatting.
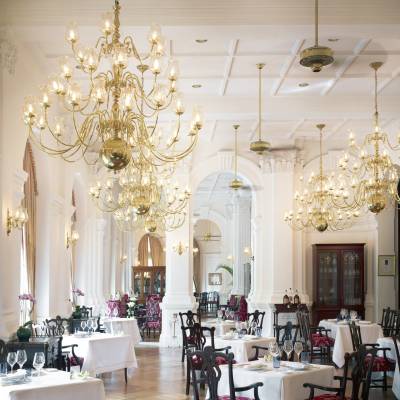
230,124,243,190
249,63,271,155
23,0,203,171
337,62,400,214
90,157,190,233
284,124,359,232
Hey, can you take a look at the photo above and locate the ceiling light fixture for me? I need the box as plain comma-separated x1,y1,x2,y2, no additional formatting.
192,84,202,88
298,82,309,87
337,61,400,214
249,63,271,155
23,0,203,171
284,124,359,232
195,39,208,43
230,124,243,190
300,0,334,72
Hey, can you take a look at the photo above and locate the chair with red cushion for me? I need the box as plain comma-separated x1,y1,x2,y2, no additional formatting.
304,346,377,400
234,297,248,322
144,295,162,338
297,310,334,363
227,295,239,312
349,322,395,391
183,323,232,395
179,310,201,362
188,346,263,400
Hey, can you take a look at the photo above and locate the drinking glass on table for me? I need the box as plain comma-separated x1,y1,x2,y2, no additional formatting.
294,341,303,362
283,340,293,361
80,320,87,332
92,318,98,333
16,350,27,370
87,318,94,334
6,352,17,373
33,352,45,376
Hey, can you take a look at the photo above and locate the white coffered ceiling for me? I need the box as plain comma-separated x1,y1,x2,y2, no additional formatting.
3,0,400,165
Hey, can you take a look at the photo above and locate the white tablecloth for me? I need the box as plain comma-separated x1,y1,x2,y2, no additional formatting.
63,333,137,375
319,320,383,368
0,370,105,400
209,336,276,363
102,317,141,345
377,337,400,399
217,361,334,400
204,320,236,336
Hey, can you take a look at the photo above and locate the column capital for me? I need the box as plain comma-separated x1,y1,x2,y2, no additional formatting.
0,29,17,74
261,150,299,173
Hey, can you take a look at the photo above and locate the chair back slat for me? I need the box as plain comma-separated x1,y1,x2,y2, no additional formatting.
179,311,201,328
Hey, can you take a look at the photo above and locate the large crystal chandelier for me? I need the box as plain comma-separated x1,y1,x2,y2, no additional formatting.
23,0,203,171
89,157,190,233
284,124,359,232
337,62,400,214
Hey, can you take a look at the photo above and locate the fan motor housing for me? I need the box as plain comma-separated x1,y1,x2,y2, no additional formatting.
300,46,334,72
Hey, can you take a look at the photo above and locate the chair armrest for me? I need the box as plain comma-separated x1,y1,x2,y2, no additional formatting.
303,383,341,393
252,345,269,350
62,344,79,360
235,382,263,392
215,345,231,354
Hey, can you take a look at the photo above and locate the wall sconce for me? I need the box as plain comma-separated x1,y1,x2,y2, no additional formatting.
6,207,28,236
244,246,255,261
193,247,199,256
66,230,79,249
227,254,234,262
173,241,188,255
120,254,128,263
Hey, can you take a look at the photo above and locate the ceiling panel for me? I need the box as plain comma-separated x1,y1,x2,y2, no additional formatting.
172,37,231,55
344,54,400,76
177,56,226,78
236,38,295,55
225,77,277,96
230,55,289,77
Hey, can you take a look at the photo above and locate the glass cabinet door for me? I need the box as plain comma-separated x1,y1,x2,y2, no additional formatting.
143,272,151,296
342,250,362,306
154,271,161,294
318,252,338,305
133,272,142,297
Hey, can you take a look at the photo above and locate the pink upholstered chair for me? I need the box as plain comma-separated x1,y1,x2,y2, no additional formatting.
144,295,162,337
234,296,248,322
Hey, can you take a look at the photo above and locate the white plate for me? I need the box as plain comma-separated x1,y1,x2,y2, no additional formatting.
286,362,305,371
243,363,265,371
43,368,58,372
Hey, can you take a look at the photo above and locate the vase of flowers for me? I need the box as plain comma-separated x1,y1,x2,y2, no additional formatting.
18,294,35,325
17,323,32,342
71,288,85,309
127,295,137,318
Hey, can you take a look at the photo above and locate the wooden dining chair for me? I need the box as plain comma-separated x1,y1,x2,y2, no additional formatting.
179,310,201,362
349,322,395,391
304,346,377,400
188,346,263,400
182,323,231,395
247,310,265,333
379,307,396,337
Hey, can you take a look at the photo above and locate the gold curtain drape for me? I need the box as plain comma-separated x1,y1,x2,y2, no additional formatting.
22,141,38,318
149,235,164,266
138,234,149,266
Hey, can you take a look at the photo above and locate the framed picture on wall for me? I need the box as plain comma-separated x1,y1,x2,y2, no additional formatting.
208,273,222,286
378,255,396,276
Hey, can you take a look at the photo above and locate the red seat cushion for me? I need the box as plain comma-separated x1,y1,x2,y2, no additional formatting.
69,356,84,366
190,355,234,368
365,355,396,372
313,395,348,400
219,396,252,400
312,333,335,347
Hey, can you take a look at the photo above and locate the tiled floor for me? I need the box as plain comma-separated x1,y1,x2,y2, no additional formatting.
103,344,396,400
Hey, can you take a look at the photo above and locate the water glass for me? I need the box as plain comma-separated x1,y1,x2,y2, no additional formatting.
80,320,87,332
16,350,27,369
7,352,17,373
33,352,45,376
255,327,262,337
294,341,303,361
87,319,94,334
0,362,7,376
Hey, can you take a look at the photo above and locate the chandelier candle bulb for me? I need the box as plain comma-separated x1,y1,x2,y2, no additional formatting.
66,22,78,43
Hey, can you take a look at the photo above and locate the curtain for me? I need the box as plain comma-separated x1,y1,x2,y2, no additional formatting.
22,141,38,319
138,234,149,266
70,190,77,291
149,236,164,266
193,239,200,292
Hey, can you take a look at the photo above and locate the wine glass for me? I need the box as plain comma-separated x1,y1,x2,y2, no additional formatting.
80,320,87,332
6,352,17,374
16,350,27,370
294,341,303,361
283,340,293,361
92,318,98,333
33,352,45,376
87,319,94,334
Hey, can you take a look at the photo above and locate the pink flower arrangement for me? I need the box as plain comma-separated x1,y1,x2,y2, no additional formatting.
72,288,85,296
18,293,35,303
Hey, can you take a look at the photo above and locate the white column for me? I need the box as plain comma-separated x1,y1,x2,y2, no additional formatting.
160,171,196,347
231,195,251,295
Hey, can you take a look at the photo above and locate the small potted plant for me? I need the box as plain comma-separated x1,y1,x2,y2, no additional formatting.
16,322,32,342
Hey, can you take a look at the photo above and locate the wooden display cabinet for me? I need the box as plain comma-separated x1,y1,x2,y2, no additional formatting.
313,243,365,323
132,266,166,304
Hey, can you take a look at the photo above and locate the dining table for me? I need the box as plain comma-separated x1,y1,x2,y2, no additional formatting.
102,317,141,345
217,360,335,400
62,332,137,376
319,319,383,367
208,335,276,363
0,370,106,400
204,319,236,336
